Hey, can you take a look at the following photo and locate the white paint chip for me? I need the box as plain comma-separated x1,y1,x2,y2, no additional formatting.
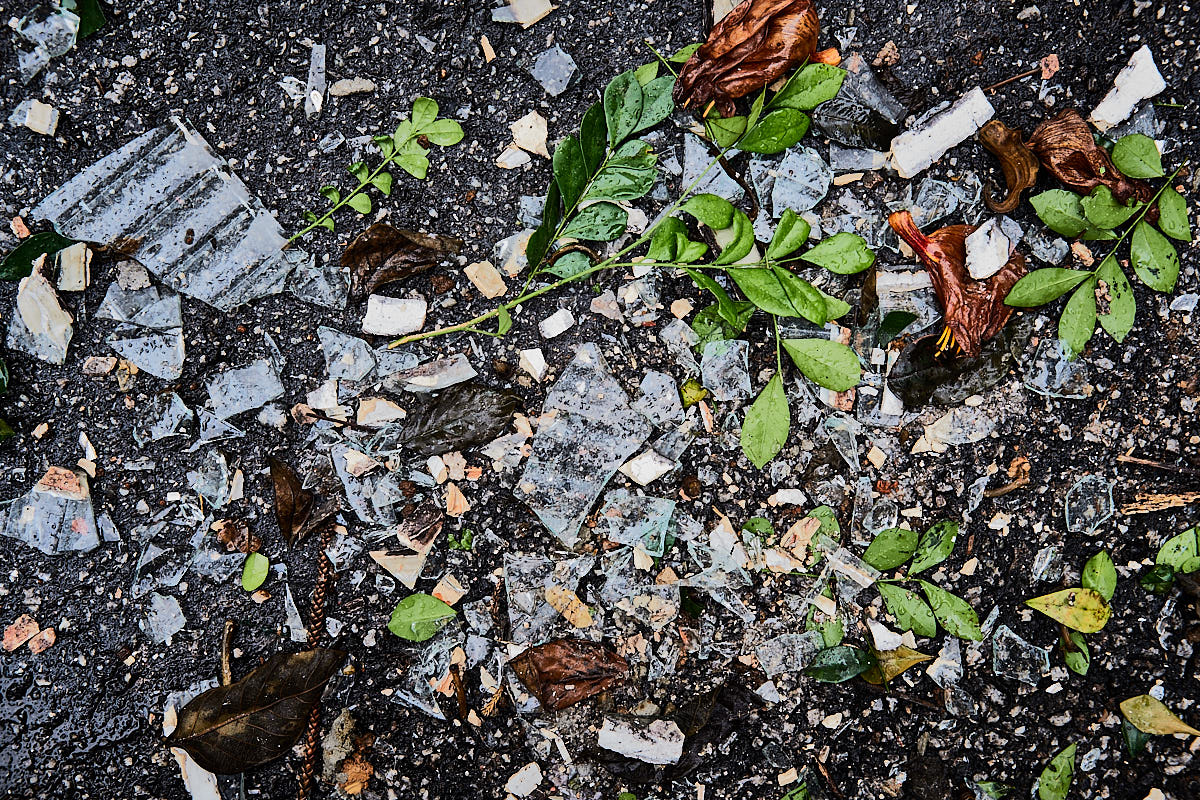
362,295,427,336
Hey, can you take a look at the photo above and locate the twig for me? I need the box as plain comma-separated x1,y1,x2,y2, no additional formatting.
815,759,845,799
1121,492,1200,516
983,475,1030,498
306,409,372,432
450,664,469,720
219,620,235,686
983,67,1038,93
1117,452,1200,477
545,243,602,270
297,523,338,800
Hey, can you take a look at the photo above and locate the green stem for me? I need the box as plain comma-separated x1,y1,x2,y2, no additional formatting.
1089,163,1185,274
287,147,406,244
772,314,783,375
642,41,680,79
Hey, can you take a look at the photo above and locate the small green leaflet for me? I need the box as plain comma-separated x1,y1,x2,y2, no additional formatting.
1130,220,1180,292
1081,550,1117,602
877,310,918,342
781,338,861,391
1080,185,1141,229
346,193,372,214
741,374,789,468
877,582,937,638
411,97,439,129
669,42,702,62
1058,276,1097,357
372,172,393,196
1004,268,1091,306
388,593,456,642
731,267,826,323
0,231,76,281
1156,525,1200,574
909,520,958,575
241,552,269,592
1122,718,1151,758
918,580,982,641
738,109,810,155
1030,190,1090,238
767,209,811,260
561,202,628,241
1025,587,1111,633
546,251,592,279
1156,187,1191,241
799,232,874,274
1095,256,1135,343
1111,133,1164,178
772,63,847,111
604,70,644,147
1035,743,1076,800
863,528,918,571
1062,631,1090,676
421,118,465,146
804,646,875,682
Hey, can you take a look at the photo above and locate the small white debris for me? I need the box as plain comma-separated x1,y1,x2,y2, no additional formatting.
509,110,550,158
505,762,543,797
464,261,507,298
328,77,376,96
519,348,548,381
362,295,427,336
55,243,91,291
768,488,808,506
866,446,887,469
597,717,684,765
342,449,380,478
619,449,675,486
539,308,575,339
868,619,904,651
492,0,555,27
8,99,59,137
889,87,995,178
495,145,532,169
357,397,406,427
821,713,844,729
1089,46,1166,132
427,455,448,484
965,217,1013,280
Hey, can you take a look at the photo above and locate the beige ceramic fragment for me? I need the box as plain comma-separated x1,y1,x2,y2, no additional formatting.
509,110,550,158
433,574,466,606
445,482,469,517
3,614,40,651
464,261,508,298
545,585,593,628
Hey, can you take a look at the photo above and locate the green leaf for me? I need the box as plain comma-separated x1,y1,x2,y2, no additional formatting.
552,135,588,211
1139,563,1176,594
766,209,811,260
1058,277,1097,357
807,506,840,537
1081,185,1142,229
782,338,861,391
346,192,372,215
373,135,396,158
604,70,644,147
584,141,658,202
1030,190,1091,238
738,109,810,154
0,231,76,281
1035,743,1076,800
877,582,937,638
393,119,415,146
1095,255,1135,343
863,528,918,571
394,152,429,180
683,267,738,323
62,0,106,39
730,268,826,323
818,290,851,321
682,193,735,230
973,782,1012,799
1122,718,1151,758
669,42,702,62
800,232,875,275
0,419,12,440
371,172,393,196
348,162,369,182
1025,587,1111,633
422,118,464,146
1063,631,1090,676
741,374,790,468
411,97,439,129
711,211,756,265
526,179,562,270
318,185,341,205
241,552,269,592
804,646,876,682
633,61,659,85
1130,219,1180,292
705,115,748,149
580,103,608,173
388,593,456,642
1156,187,1191,241
545,251,592,279
495,306,513,336
918,581,982,640
1111,134,1164,178
773,64,847,110
878,310,919,342
634,75,675,134
560,202,628,241
1120,694,1200,736
1082,550,1117,602
1004,268,1092,306
909,520,959,575
1156,526,1200,573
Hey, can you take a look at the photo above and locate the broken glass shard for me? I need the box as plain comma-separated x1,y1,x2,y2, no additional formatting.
828,143,888,173
32,120,309,312
0,467,98,555
304,44,326,117
1025,228,1070,265
595,490,676,557
659,318,701,375
992,625,1050,685
1064,475,1114,535
684,133,743,201
187,409,245,451
504,553,596,644
319,327,377,382
1023,338,1091,399
823,414,861,473
754,630,825,677
207,358,284,419
700,339,751,403
6,268,73,365
1031,546,1063,583
288,258,349,310
109,326,185,380
392,622,464,720
841,52,907,124
529,46,577,96
134,392,193,446
925,636,962,688
771,146,833,214
516,343,652,547
633,371,683,427
383,353,477,394
187,450,230,509
144,593,186,644
284,583,309,643
14,4,79,82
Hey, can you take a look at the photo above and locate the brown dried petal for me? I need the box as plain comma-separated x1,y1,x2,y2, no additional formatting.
268,456,314,546
888,211,1026,358
1026,109,1153,205
214,519,261,554
674,0,821,117
510,638,629,711
342,223,463,303
979,120,1039,214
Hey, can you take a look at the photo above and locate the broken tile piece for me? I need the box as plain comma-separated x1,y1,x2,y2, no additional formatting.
0,467,98,555
362,295,427,336
529,46,577,96
539,308,575,339
506,762,543,797
491,0,555,28
8,99,59,136
3,614,41,652
519,348,548,381
464,261,507,298
889,87,995,179
619,449,676,487
56,242,91,290
597,717,684,765
7,263,73,365
510,111,550,158
207,359,284,419
1089,46,1166,131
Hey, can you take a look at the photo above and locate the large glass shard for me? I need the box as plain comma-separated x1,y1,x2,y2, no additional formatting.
109,325,185,380
1023,339,1092,399
1064,475,1114,535
504,553,596,645
207,358,284,419
823,414,861,472
683,133,743,201
392,622,464,720
32,120,309,311
529,46,577,96
841,52,907,124
700,339,751,403
633,370,683,427
812,533,880,602
754,630,825,677
659,318,701,375
992,625,1050,685
14,4,79,82
771,146,833,214
516,343,652,547
0,467,98,555
288,258,348,309
913,406,996,454
595,490,676,557
187,409,245,451
144,593,186,643
319,326,376,382
134,392,193,446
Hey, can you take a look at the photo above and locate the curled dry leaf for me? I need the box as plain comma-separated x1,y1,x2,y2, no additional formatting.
268,456,340,546
166,648,347,774
341,223,463,303
1026,110,1153,206
888,210,1027,358
979,120,1040,214
214,519,261,554
510,638,629,711
674,0,834,117
397,382,519,456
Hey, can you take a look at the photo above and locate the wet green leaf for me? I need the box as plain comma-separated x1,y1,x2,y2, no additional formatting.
1095,255,1135,343
1131,220,1180,292
878,310,919,343
1111,134,1163,178
711,210,756,266
1025,587,1111,633
918,580,982,640
553,135,588,211
0,231,77,281
241,552,269,592
738,108,810,154
818,290,851,321
580,103,608,173
346,192,372,215
807,505,840,537
63,0,106,38
561,202,628,241
388,592,456,642
584,143,658,203
545,251,592,279
782,338,861,391
909,520,959,575
861,645,932,684
705,114,748,148
1058,276,1097,357
1035,743,1075,800
1062,631,1089,676
877,582,937,638
527,179,562,270
1120,694,1200,736
741,374,790,468
862,527,918,571
684,267,742,327
1004,267,1091,306
634,75,675,133
1156,525,1200,574
773,63,847,111
1081,550,1117,602
669,42,702,62
633,61,659,85
1081,185,1141,229
799,232,874,275
804,646,875,682
1139,563,1175,594
730,268,826,323
682,193,735,229
604,70,644,147
422,118,464,146
766,209,811,260
1156,187,1191,242
1122,717,1150,758
1030,189,1090,238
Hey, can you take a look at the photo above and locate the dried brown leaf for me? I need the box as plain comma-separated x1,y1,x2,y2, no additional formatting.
268,456,314,546
214,519,261,554
342,223,462,303
166,648,347,774
1027,109,1153,206
674,0,828,117
979,119,1040,213
888,210,1026,358
510,638,629,711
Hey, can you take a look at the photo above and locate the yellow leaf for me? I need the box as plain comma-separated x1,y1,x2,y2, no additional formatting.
1120,695,1200,736
1025,587,1111,633
862,646,933,685
544,585,594,628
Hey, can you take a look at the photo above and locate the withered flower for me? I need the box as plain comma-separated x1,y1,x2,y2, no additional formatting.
674,0,838,117
978,120,1039,214
888,211,1026,358
1026,110,1153,205
510,638,629,711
